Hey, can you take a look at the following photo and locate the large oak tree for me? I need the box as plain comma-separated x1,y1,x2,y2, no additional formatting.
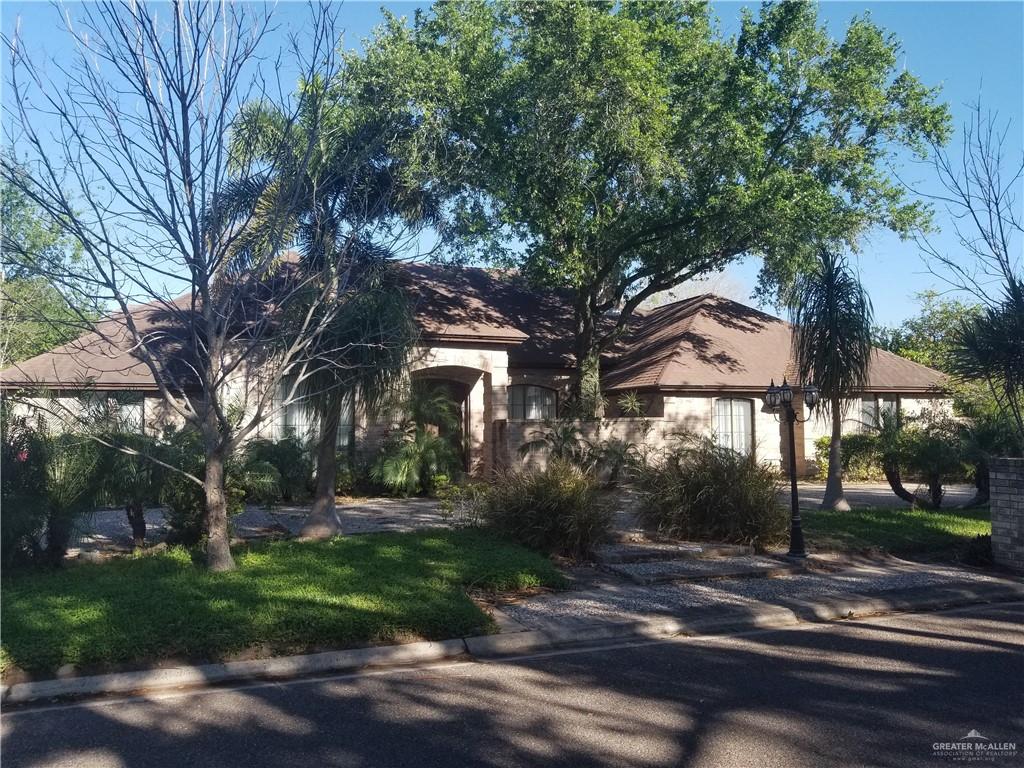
357,0,951,416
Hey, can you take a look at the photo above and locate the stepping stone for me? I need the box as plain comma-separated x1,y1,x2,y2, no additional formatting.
602,555,804,585
594,541,755,564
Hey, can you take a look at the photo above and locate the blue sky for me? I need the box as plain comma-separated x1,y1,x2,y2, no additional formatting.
4,1,1023,327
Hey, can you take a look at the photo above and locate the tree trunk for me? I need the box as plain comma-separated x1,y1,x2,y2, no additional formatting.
204,446,236,572
44,511,72,567
126,503,146,549
571,299,604,419
881,460,936,510
927,476,944,508
820,403,851,511
301,400,344,540
964,460,990,507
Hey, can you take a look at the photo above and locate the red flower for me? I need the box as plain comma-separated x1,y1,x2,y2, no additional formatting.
16,450,29,462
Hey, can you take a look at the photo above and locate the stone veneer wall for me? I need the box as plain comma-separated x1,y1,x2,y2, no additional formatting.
990,457,1024,573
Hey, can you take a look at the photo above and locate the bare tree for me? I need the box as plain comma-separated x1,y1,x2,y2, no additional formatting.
921,103,1024,443
0,1,388,570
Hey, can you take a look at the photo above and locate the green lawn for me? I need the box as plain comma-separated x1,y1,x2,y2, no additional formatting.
0,529,565,677
802,506,991,556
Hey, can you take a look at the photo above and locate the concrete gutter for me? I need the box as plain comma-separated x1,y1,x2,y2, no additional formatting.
3,580,1023,707
1,639,467,706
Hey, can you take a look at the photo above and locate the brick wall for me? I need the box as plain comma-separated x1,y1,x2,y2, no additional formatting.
990,457,1024,573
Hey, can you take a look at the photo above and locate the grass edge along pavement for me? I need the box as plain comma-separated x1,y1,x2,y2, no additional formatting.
0,529,566,678
4,577,1023,706
802,505,991,557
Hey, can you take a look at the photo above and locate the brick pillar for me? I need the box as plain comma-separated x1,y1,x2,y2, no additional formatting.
491,363,509,471
466,373,487,477
991,457,1024,573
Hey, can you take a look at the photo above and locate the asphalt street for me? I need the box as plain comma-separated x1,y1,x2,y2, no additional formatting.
2,602,1022,768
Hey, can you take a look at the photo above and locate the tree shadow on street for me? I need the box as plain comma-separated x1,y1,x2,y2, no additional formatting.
2,603,1021,767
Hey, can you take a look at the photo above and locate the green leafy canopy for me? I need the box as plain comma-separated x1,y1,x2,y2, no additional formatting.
353,0,951,413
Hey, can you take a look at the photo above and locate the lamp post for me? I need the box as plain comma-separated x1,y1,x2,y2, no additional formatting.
764,378,820,559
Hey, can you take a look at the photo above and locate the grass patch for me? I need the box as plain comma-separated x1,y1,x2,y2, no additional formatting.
0,529,565,676
803,506,991,556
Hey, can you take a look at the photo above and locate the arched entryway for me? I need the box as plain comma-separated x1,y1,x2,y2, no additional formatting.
410,364,492,476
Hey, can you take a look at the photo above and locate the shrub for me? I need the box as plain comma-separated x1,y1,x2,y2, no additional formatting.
334,457,355,495
39,434,108,564
813,432,883,481
159,429,246,545
438,482,488,528
243,438,311,502
518,419,651,487
873,408,970,509
159,429,208,545
591,437,642,487
369,384,464,497
449,459,612,558
370,424,461,497
430,473,452,495
634,436,785,549
518,420,592,467
1,413,49,566
237,459,282,506
902,411,969,507
97,431,166,548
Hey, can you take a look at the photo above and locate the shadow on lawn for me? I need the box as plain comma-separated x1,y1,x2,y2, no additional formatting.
802,507,991,558
0,530,559,678
1,603,1021,767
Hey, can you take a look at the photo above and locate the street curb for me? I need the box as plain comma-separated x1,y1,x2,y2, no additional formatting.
464,605,803,657
4,581,1022,706
2,638,467,706
603,562,804,586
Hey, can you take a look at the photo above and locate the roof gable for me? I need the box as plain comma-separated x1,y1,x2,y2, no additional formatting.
2,266,948,395
603,294,945,393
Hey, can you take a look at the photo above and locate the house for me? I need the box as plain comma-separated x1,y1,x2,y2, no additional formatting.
0,263,948,477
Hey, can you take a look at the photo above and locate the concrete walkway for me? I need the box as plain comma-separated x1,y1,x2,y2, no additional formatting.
493,527,1019,637
72,498,445,554
73,479,980,554
495,557,1018,632
796,482,976,510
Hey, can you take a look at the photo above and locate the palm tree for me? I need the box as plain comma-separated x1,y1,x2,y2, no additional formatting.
298,255,416,537
224,78,431,537
790,250,874,511
948,282,1024,445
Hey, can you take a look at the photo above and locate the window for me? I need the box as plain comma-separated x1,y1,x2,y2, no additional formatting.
273,383,354,448
714,398,753,455
859,396,879,432
879,395,899,425
508,385,557,421
78,391,143,432
116,395,144,433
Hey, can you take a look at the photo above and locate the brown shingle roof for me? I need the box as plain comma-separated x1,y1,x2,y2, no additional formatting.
1,266,947,395
400,263,581,367
400,264,530,344
602,294,945,393
0,296,194,391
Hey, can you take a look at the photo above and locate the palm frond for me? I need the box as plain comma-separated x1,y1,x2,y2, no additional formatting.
948,282,1024,438
790,249,874,417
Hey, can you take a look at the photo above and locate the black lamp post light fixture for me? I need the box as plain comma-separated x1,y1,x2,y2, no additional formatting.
764,378,820,559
